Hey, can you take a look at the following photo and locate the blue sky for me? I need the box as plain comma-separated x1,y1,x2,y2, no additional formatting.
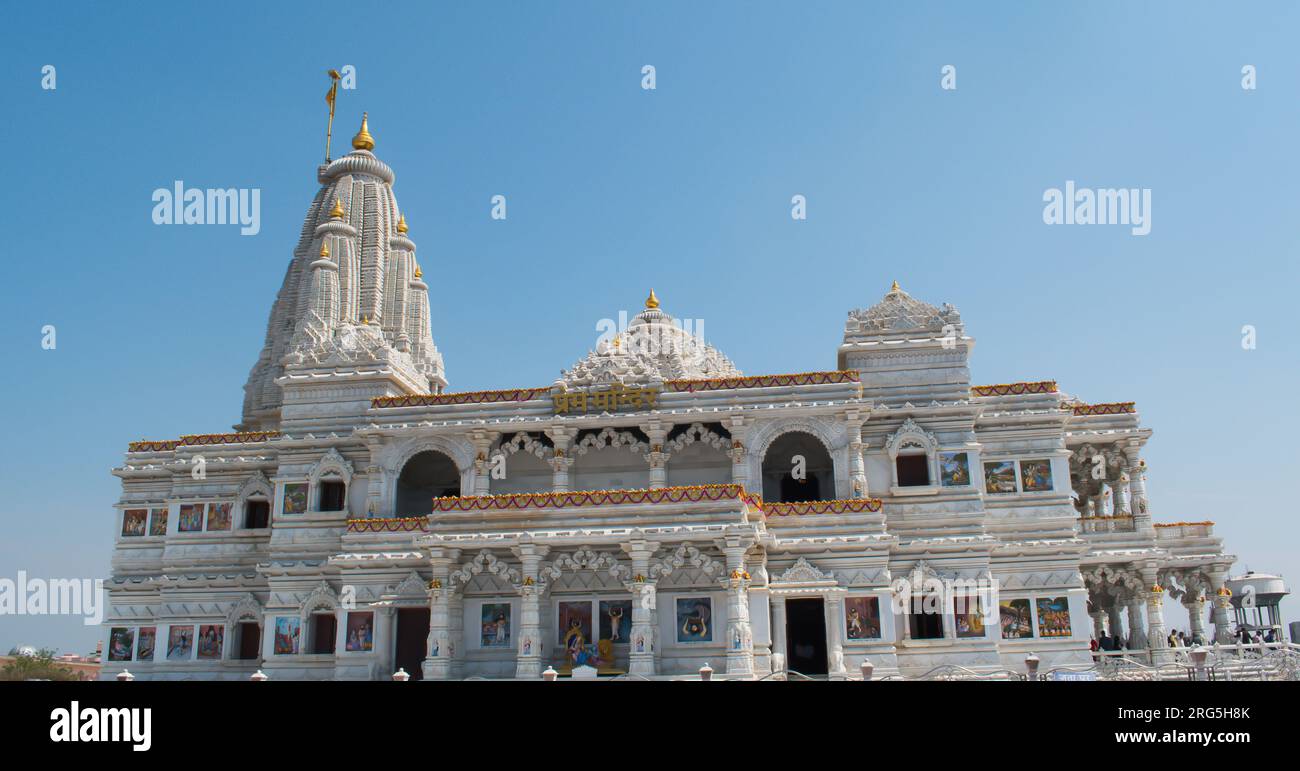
1,1,1296,651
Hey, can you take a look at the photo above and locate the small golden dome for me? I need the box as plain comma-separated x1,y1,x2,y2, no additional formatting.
330,198,345,219
414,264,423,279
351,112,375,151
319,241,330,258
645,289,660,309
890,280,900,292
361,314,369,324
397,213,408,233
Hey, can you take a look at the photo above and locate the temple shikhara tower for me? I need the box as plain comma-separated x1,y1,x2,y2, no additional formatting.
103,115,1238,680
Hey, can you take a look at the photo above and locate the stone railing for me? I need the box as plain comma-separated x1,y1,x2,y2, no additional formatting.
1154,521,1215,539
1078,514,1136,534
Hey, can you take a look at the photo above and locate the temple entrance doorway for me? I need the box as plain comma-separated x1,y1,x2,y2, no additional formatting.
394,607,430,681
785,597,828,675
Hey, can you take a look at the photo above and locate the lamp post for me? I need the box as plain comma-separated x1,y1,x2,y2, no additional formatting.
250,669,268,681
115,669,134,682
392,668,410,682
542,666,558,682
860,658,874,681
699,663,714,681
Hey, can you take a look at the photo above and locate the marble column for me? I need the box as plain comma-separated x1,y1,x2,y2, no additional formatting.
377,605,396,678
1090,610,1106,642
1185,595,1207,645
726,415,750,489
622,539,660,676
723,542,755,677
546,427,574,492
513,544,549,679
422,557,454,680
641,421,669,489
1126,597,1148,650
470,430,496,496
1125,441,1151,533
845,411,868,499
1141,569,1171,664
824,593,847,676
770,595,788,673
1208,567,1234,644
1106,603,1126,646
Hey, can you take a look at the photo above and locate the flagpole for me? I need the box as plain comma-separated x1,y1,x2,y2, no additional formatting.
325,69,341,162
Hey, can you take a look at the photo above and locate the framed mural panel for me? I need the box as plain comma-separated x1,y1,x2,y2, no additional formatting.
999,599,1033,639
205,502,232,531
676,597,713,643
282,483,308,515
121,509,147,537
196,624,224,659
557,601,592,652
136,626,156,661
345,611,374,652
177,504,204,532
844,596,882,640
1035,596,1072,637
1020,459,1054,492
938,452,971,487
983,461,1017,494
274,616,300,654
599,599,632,644
953,596,985,638
166,625,193,661
480,603,511,648
148,508,168,536
108,627,134,661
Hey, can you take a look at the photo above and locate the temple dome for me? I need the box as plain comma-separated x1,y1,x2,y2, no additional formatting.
558,291,740,388
845,280,962,337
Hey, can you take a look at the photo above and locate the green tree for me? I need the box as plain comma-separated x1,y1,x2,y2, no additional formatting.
0,648,79,681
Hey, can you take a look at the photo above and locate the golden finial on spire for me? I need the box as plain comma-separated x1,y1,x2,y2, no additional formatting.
352,112,375,151
645,288,660,309
330,198,345,219
397,213,408,233
414,264,423,279
361,314,369,325
890,280,900,292
319,241,330,258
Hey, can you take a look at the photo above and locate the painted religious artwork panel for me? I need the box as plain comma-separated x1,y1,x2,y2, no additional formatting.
205,502,232,531
177,504,204,532
196,624,223,659
999,599,1034,639
983,461,1017,494
1036,597,1073,637
938,452,971,487
282,483,308,515
121,509,147,537
844,596,882,640
599,599,632,644
480,603,511,648
557,601,592,649
1020,459,1054,492
136,626,156,661
166,625,193,661
953,596,986,638
148,508,168,536
108,627,134,661
274,616,300,655
345,611,374,652
676,597,713,643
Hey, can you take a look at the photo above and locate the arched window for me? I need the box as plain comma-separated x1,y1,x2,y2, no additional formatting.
886,418,938,492
761,431,835,503
487,433,553,495
234,472,273,530
307,448,354,514
396,450,461,515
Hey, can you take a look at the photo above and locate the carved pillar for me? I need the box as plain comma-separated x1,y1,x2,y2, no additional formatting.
845,410,868,499
722,541,755,677
641,420,669,489
726,414,750,489
422,552,456,680
1185,595,1207,645
1141,567,1170,664
770,595,788,671
1208,566,1233,644
513,543,549,679
546,427,574,493
622,539,659,676
1125,441,1151,533
1106,603,1126,646
1109,451,1132,516
470,431,496,496
1090,610,1106,642
447,592,465,677
824,593,847,675
364,436,384,516
1126,596,1147,649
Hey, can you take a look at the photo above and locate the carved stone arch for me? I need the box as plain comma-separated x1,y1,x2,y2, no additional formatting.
748,416,847,500
450,550,521,590
540,548,631,586
234,471,274,528
226,593,263,629
574,428,648,456
309,447,355,486
666,422,729,454
299,580,339,621
647,544,726,587
497,431,549,460
381,435,474,514
392,571,430,600
884,418,938,458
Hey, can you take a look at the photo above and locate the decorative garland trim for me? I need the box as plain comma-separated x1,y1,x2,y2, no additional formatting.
129,431,280,453
971,381,1057,397
1071,402,1136,416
